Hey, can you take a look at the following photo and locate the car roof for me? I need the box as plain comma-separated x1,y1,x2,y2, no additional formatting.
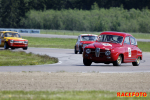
80,34,98,36
100,31,133,37
0,31,18,33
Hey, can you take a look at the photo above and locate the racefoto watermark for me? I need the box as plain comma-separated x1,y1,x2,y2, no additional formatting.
117,92,147,97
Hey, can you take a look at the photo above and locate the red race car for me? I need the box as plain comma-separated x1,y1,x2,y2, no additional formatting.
75,34,98,54
83,31,142,66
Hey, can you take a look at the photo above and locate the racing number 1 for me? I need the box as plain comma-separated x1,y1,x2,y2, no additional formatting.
128,47,131,57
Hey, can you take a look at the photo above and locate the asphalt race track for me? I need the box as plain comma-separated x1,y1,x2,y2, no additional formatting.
0,47,150,73
1,33,150,73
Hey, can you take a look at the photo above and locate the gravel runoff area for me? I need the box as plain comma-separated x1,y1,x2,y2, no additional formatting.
0,72,150,92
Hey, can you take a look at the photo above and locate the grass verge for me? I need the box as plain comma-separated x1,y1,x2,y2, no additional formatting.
137,42,150,52
40,30,150,39
0,90,149,100
23,37,150,52
23,37,77,49
0,50,58,66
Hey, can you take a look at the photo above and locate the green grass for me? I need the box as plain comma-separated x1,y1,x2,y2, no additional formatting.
23,37,77,49
0,90,149,100
131,33,150,39
40,30,150,39
137,42,150,52
0,50,58,66
40,30,100,36
23,36,150,52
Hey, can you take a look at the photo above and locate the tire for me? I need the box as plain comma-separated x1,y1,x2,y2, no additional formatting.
83,58,92,66
79,46,82,54
104,63,110,64
11,47,15,50
23,46,28,50
4,42,9,49
74,46,78,54
113,55,122,66
132,57,140,66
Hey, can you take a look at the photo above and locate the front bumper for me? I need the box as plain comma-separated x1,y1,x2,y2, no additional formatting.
8,43,28,48
83,53,112,63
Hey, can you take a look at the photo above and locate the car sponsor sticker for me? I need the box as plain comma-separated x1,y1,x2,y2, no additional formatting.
128,47,131,57
102,43,112,46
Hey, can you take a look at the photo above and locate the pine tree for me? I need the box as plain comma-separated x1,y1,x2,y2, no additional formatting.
1,0,29,28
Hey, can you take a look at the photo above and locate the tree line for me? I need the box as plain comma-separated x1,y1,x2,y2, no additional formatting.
21,8,150,33
53,0,150,10
0,0,150,33
1,0,149,11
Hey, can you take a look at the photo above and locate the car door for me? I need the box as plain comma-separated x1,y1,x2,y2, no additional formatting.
123,36,134,62
130,36,137,60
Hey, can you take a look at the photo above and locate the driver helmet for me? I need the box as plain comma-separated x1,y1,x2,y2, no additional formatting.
117,36,123,43
106,35,113,41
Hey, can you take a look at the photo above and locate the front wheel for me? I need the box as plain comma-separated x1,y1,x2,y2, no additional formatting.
132,57,140,66
11,47,15,50
79,46,82,54
4,42,9,49
23,46,28,50
83,58,92,66
113,55,122,66
74,46,78,54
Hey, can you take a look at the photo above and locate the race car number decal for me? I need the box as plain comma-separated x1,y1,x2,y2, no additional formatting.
102,43,112,46
128,47,131,57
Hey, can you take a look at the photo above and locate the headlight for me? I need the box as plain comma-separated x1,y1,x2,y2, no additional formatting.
83,44,88,48
24,41,28,44
105,50,111,56
86,49,91,54
10,40,14,43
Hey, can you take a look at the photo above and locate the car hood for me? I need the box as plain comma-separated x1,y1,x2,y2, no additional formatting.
81,41,95,44
85,42,122,50
4,37,27,41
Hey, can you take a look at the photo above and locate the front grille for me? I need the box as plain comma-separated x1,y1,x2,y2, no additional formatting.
14,41,24,43
90,49,105,57
95,48,100,57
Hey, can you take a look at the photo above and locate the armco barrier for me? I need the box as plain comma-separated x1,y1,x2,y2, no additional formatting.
0,28,40,34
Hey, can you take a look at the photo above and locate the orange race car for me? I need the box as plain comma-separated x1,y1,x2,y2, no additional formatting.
0,31,28,50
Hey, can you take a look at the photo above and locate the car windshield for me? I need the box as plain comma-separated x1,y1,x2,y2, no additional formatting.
81,36,97,41
97,35,123,43
4,32,21,38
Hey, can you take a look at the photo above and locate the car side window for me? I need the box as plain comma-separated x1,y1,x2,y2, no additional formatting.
78,36,80,42
0,33,2,38
124,37,130,44
1,33,4,38
130,36,136,45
